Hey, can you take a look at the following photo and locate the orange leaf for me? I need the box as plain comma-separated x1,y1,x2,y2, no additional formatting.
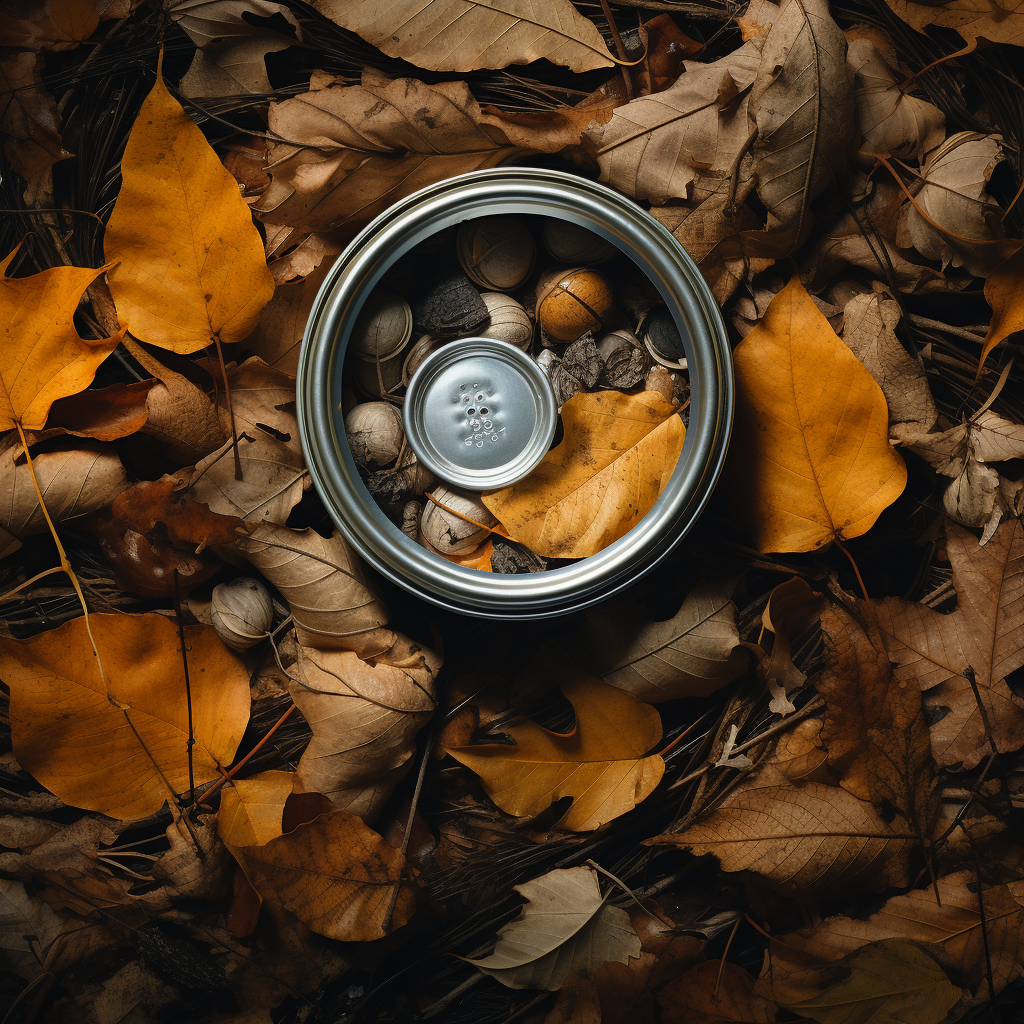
978,245,1024,374
0,247,124,431
0,613,251,820
725,276,906,552
104,59,273,354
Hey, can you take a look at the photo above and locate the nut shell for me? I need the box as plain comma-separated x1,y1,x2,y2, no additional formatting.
541,219,617,265
535,267,614,343
457,216,535,292
350,351,404,399
211,577,274,651
345,402,405,468
402,335,444,386
477,292,533,349
641,306,687,369
420,485,496,555
349,286,412,360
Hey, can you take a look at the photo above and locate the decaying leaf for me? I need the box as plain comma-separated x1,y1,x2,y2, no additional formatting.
726,276,906,553
222,800,415,941
444,669,664,831
659,960,775,1023
650,766,913,897
290,637,441,819
43,379,156,441
466,866,640,990
0,51,68,189
0,443,128,559
185,357,309,524
0,0,99,52
482,390,685,559
218,770,294,847
757,576,821,703
312,0,615,74
979,245,1024,371
0,876,70,980
775,939,960,1024
816,602,938,843
848,38,944,163
880,0,1024,50
553,579,748,701
1,613,251,820
0,247,124,431
841,284,937,437
104,61,274,353
748,0,855,252
584,41,762,204
235,522,393,657
873,518,1024,769
895,132,1016,278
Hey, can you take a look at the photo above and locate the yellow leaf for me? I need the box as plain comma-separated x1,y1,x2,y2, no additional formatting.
726,276,906,552
979,245,1024,373
217,770,294,848
0,247,124,430
104,60,273,354
443,669,665,831
482,391,685,559
1,613,251,820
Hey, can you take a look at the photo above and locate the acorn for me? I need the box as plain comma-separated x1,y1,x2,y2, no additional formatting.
345,402,404,468
402,334,444,386
535,267,614,343
349,286,412,361
541,219,617,265
477,292,533,349
457,216,535,292
641,306,688,369
420,485,496,555
211,577,274,651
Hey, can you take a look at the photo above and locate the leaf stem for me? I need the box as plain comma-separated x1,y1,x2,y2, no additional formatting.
211,334,242,480
834,538,869,602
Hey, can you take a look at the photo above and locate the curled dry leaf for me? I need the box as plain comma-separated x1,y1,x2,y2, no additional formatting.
0,443,128,559
583,41,762,204
841,284,937,437
758,576,821,700
0,613,250,820
219,775,415,942
235,522,393,657
725,276,906,553
896,132,1016,278
466,866,640,991
43,380,157,441
104,62,274,353
979,245,1024,372
816,602,938,844
151,813,233,901
312,0,615,74
554,579,748,701
186,357,309,525
848,38,944,163
649,766,913,898
748,0,855,253
764,869,1024,1001
482,390,685,559
290,636,441,820
0,247,124,431
443,669,664,831
873,518,1024,769
773,939,960,1024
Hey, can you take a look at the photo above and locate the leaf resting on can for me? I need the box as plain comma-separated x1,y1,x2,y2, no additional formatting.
482,390,685,559
442,669,664,831
725,276,906,553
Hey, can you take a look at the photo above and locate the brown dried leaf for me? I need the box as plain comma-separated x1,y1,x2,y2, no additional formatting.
235,522,394,657
659,960,775,1023
0,0,99,51
816,603,939,843
873,518,1024,769
649,766,913,897
290,636,440,820
0,443,128,559
848,38,944,163
0,51,68,188
186,357,308,524
43,380,157,441
748,0,855,252
554,579,748,701
311,0,614,73
466,866,640,990
880,0,1024,51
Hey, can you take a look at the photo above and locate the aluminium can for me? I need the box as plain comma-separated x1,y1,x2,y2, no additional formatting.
296,168,733,619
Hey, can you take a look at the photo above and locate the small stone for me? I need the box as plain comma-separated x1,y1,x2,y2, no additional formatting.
412,272,489,336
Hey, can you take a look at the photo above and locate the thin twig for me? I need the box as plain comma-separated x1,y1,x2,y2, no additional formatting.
172,570,197,806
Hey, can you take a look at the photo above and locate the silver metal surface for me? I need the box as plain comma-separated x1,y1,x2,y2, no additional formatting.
297,168,734,619
403,338,557,490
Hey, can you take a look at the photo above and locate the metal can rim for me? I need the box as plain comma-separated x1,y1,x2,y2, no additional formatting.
296,168,734,619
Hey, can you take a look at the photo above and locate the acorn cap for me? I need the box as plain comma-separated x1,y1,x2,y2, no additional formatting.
350,286,413,361
457,216,536,292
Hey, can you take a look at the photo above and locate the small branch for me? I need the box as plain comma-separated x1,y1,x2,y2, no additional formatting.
598,0,633,98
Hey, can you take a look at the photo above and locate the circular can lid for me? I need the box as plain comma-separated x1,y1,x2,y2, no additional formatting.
403,338,557,490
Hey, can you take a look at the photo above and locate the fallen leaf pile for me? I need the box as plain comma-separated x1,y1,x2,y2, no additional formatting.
2,0,1024,1021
